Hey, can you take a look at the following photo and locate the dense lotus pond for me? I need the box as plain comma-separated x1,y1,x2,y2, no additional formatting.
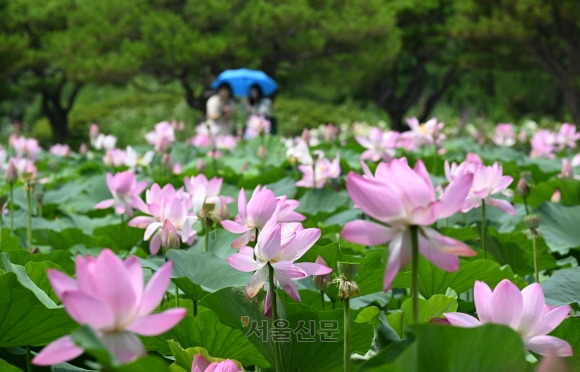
0,119,579,372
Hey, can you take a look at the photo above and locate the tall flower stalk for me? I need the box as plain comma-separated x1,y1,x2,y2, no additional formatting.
23,173,34,252
337,262,359,372
481,200,487,259
268,263,282,372
525,214,541,283
410,225,420,323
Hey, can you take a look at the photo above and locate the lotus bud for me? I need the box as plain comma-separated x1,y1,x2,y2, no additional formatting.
197,159,205,172
337,262,360,300
161,220,180,251
5,159,18,185
79,143,88,156
301,129,310,144
258,145,267,160
89,123,99,141
162,153,172,171
560,159,573,179
551,188,561,203
516,177,529,198
313,256,331,291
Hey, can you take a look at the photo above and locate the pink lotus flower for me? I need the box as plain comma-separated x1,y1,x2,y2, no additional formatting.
341,158,476,291
296,153,341,189
11,157,38,179
530,130,557,159
192,354,240,372
215,135,238,152
124,146,154,171
227,218,331,315
276,194,305,222
221,186,278,248
444,280,572,357
50,144,71,157
323,124,339,143
10,135,41,160
92,133,117,151
184,174,234,221
401,117,445,149
32,249,186,366
493,123,517,147
95,172,148,216
145,121,175,153
103,148,126,167
460,162,515,215
556,123,580,150
572,153,580,168
444,153,483,182
355,127,399,162
245,115,271,139
285,137,313,165
135,194,197,255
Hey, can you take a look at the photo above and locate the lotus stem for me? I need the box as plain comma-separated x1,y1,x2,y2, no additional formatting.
205,223,209,253
268,263,282,372
481,200,487,259
320,291,325,311
533,233,539,283
26,346,32,372
9,184,14,230
119,214,125,250
523,195,530,215
26,181,33,252
175,285,179,307
410,225,420,324
344,297,351,372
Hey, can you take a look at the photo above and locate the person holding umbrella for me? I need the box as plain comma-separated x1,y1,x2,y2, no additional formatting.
206,83,235,135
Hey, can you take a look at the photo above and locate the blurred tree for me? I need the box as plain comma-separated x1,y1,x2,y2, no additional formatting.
452,0,580,123
1,0,146,141
130,0,250,112
353,0,460,131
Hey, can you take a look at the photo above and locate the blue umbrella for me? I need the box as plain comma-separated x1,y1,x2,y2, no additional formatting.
211,68,278,97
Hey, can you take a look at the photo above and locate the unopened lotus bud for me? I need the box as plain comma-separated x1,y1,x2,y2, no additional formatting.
560,159,573,179
258,145,267,160
5,159,18,184
242,163,248,171
161,220,181,251
162,153,172,170
313,256,332,291
89,123,99,141
337,262,360,300
551,188,561,203
301,129,310,144
516,177,529,197
524,214,540,229
79,143,88,155
197,159,205,172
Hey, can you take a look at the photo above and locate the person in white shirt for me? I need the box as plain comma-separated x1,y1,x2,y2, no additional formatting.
206,83,234,135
